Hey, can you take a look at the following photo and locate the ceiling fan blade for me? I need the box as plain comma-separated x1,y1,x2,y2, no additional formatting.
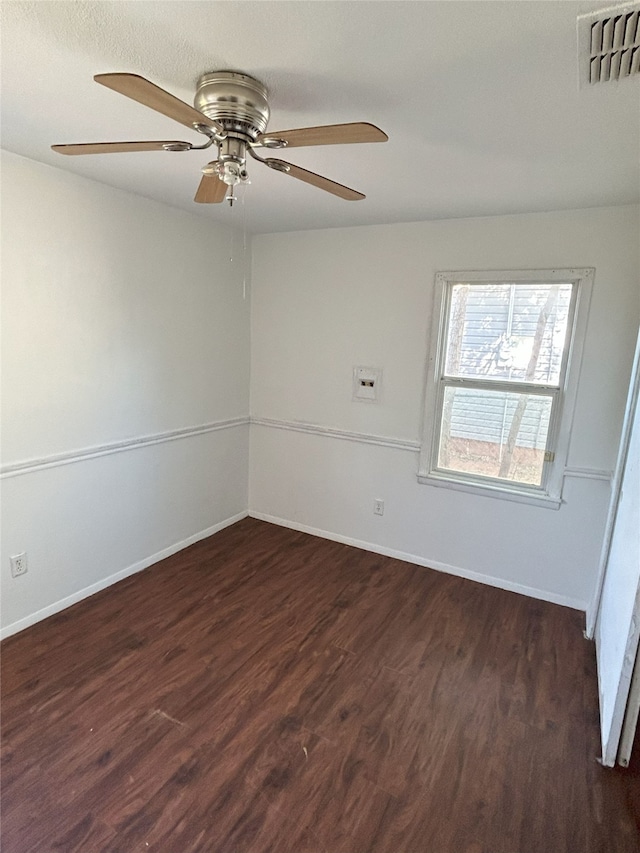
256,123,388,148
194,173,227,204
265,159,365,200
94,73,223,134
51,141,191,155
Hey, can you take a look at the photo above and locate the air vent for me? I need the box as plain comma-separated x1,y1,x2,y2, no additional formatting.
578,4,640,86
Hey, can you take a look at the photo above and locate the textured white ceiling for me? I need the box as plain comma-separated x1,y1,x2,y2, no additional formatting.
1,1,638,233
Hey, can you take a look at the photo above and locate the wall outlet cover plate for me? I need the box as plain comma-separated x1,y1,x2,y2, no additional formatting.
10,553,28,578
353,366,382,403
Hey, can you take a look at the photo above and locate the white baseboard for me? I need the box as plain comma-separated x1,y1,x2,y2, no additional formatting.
0,510,248,640
249,510,587,612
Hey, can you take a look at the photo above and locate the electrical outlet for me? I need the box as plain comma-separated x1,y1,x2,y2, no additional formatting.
10,553,27,578
374,499,385,516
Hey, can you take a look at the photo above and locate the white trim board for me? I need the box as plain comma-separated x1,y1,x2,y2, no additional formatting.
250,417,420,453
249,511,587,612
1,503,589,641
251,417,610,482
1,417,250,479
3,415,610,484
564,467,612,481
0,511,248,640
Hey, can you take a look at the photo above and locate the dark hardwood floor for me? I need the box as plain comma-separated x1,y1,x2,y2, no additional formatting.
2,518,639,853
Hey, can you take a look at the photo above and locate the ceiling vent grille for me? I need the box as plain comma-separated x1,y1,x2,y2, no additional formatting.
578,4,640,86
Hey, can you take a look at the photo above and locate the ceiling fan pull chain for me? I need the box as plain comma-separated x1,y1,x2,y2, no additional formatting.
242,187,248,301
229,198,234,262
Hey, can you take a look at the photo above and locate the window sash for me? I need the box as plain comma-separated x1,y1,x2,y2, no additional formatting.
431,379,560,492
438,277,577,389
438,376,562,395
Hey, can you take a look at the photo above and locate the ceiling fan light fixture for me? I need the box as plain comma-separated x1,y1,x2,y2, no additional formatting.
201,158,249,188
220,162,250,186
216,136,250,185
201,161,221,177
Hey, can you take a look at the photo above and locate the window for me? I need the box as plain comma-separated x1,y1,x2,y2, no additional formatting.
419,269,594,507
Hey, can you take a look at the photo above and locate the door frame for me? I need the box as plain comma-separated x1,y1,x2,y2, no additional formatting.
586,328,640,639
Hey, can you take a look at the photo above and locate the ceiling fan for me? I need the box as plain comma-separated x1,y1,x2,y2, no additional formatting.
52,72,388,204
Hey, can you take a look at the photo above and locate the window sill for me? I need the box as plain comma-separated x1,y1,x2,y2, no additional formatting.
416,471,562,509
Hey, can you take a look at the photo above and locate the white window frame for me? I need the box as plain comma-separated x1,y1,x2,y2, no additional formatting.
418,268,594,509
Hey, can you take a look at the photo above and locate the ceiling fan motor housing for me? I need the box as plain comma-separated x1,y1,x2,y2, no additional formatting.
194,72,270,141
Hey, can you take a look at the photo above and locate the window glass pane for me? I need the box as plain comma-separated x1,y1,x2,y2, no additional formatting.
444,283,573,385
437,387,553,486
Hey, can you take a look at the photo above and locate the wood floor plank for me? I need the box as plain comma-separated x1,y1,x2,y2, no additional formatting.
2,517,639,852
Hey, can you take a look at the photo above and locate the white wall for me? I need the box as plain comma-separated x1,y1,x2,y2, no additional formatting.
1,151,250,636
3,157,637,635
249,206,640,609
